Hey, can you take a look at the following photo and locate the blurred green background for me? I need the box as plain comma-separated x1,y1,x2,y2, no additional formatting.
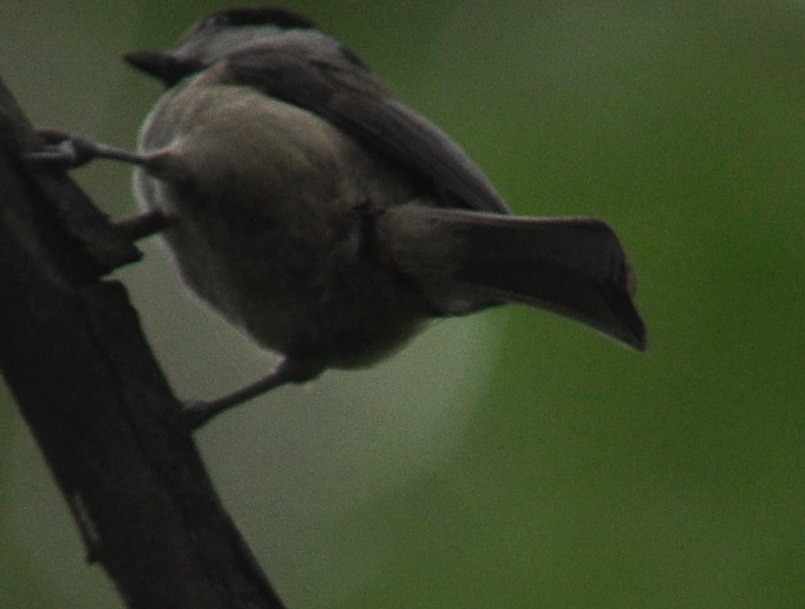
1,1,802,608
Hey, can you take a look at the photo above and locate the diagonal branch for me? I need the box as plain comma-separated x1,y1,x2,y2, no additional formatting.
0,76,288,609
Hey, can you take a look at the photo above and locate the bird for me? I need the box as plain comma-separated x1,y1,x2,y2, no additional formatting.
33,7,647,427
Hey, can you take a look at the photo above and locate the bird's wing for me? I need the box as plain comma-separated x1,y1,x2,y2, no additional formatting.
222,39,511,214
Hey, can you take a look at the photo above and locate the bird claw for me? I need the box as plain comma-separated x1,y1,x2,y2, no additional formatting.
180,400,218,431
24,130,108,169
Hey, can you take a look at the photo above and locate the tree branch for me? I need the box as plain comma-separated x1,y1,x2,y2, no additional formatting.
0,76,287,608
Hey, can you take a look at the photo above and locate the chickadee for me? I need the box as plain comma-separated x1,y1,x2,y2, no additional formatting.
43,7,647,426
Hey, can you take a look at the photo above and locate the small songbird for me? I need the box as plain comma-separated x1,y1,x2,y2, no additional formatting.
37,7,647,426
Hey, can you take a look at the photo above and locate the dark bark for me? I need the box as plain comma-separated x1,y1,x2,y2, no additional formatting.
0,77,287,608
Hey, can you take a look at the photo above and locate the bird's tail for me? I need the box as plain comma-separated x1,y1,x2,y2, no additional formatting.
377,205,647,351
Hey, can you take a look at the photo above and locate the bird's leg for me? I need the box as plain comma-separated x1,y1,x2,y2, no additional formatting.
25,130,176,241
114,210,176,241
182,358,322,430
24,129,149,169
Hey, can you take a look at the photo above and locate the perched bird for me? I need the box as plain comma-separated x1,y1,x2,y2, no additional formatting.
39,7,647,426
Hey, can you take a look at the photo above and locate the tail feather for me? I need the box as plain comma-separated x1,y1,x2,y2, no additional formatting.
379,205,647,351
